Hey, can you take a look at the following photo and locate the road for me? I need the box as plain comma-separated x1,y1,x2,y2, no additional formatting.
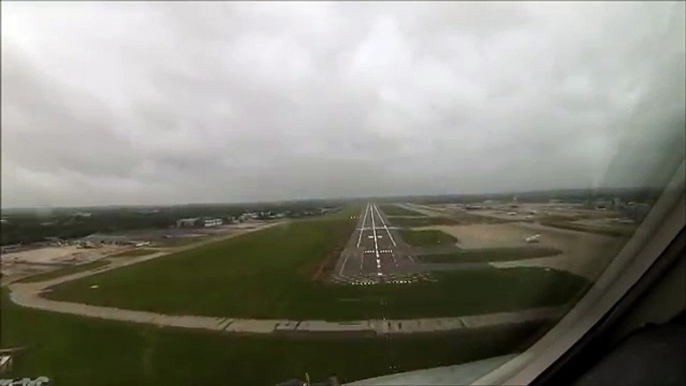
9,278,563,336
333,203,422,284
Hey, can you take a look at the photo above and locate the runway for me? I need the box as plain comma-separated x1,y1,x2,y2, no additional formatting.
333,203,423,284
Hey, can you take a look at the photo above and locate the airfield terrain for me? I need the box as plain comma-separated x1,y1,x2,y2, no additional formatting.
2,202,633,385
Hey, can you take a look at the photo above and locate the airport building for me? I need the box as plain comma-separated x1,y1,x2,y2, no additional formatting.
176,217,223,228
203,218,223,227
176,218,201,228
81,233,135,245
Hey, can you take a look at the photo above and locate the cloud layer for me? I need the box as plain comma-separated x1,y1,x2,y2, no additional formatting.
2,2,684,207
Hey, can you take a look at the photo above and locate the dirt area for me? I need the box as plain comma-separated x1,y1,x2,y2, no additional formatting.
402,204,509,225
426,203,625,223
110,223,264,247
1,245,123,265
2,246,83,264
463,209,533,222
418,222,626,280
494,223,626,279
399,204,447,217
420,224,534,249
574,217,634,226
571,218,637,233
1,245,125,283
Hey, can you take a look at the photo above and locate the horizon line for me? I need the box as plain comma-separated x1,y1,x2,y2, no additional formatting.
0,185,665,211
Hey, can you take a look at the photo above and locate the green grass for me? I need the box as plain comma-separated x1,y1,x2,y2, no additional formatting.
46,218,360,319
46,248,585,320
15,260,110,284
1,290,549,386
388,216,459,227
379,205,425,217
110,249,158,258
399,229,458,247
418,247,563,264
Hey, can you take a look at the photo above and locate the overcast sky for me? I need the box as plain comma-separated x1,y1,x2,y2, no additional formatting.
2,2,684,207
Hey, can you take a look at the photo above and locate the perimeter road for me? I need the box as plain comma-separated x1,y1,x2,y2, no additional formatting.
9,280,564,335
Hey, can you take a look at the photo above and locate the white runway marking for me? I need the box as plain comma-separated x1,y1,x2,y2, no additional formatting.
339,253,350,275
373,204,397,247
370,203,382,276
356,203,370,248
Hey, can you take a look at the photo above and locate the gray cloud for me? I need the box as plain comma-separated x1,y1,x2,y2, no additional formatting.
2,2,684,207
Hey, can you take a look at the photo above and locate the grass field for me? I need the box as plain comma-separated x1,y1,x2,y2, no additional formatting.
399,229,458,247
41,206,587,320
15,260,110,284
379,205,425,217
418,247,563,264
110,249,158,258
1,290,550,386
45,256,585,321
388,216,459,227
